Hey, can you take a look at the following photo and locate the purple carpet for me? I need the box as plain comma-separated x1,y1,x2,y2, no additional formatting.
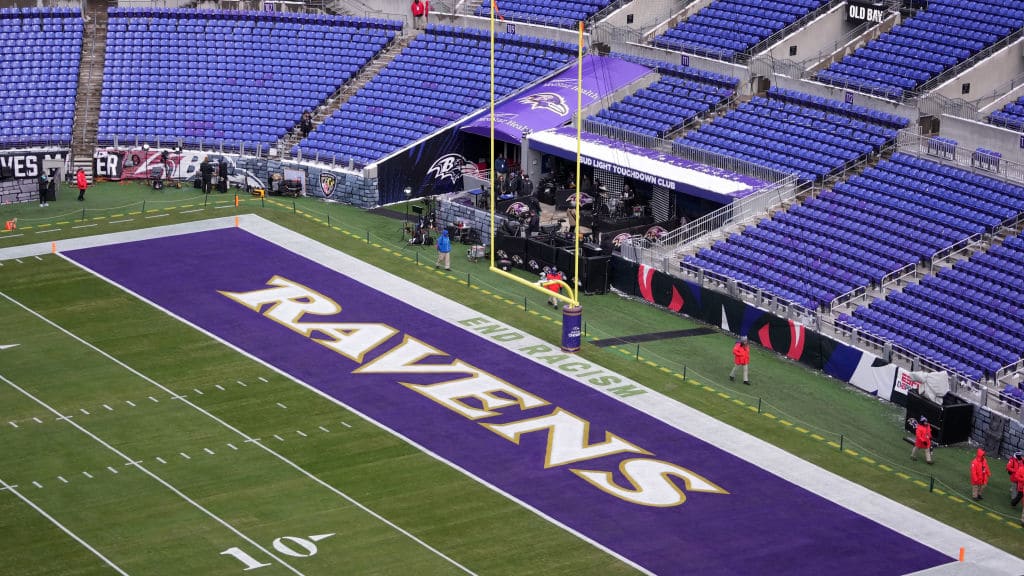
65,228,951,576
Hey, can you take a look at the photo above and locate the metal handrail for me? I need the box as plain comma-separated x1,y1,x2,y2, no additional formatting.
897,131,1024,185
588,0,635,27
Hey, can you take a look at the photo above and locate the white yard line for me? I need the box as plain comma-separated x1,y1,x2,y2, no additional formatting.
1,285,479,576
0,372,306,576
0,477,130,575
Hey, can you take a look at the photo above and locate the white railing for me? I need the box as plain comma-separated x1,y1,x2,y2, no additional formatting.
897,131,1024,185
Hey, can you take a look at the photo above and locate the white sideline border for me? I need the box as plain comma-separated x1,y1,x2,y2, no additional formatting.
0,477,130,575
3,215,1022,575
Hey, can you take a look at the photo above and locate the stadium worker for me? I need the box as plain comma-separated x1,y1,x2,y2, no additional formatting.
38,173,49,207
1009,452,1024,505
970,448,991,500
1012,463,1024,523
410,0,425,29
910,416,933,464
729,336,750,385
200,156,214,194
542,267,564,308
435,228,451,270
76,168,88,201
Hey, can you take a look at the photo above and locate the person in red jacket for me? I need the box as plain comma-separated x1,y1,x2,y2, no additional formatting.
1008,452,1023,504
1012,461,1024,523
970,448,991,500
729,336,750,385
541,267,563,308
76,168,88,201
410,0,425,29
910,416,933,464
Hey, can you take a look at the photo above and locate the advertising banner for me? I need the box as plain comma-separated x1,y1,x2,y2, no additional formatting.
461,55,653,143
375,124,466,203
92,148,264,189
0,150,68,180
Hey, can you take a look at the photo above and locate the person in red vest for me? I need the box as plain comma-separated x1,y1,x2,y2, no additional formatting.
910,416,933,464
76,168,88,201
970,448,991,500
1008,452,1024,505
1012,460,1024,524
410,0,425,29
541,267,563,308
729,336,750,385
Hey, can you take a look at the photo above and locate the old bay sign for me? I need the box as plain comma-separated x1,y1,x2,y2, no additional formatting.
220,276,728,508
847,0,885,23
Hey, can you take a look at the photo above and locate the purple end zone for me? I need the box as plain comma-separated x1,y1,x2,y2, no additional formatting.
65,229,950,576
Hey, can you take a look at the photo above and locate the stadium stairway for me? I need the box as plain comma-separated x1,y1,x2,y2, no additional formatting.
70,0,111,183
276,30,421,159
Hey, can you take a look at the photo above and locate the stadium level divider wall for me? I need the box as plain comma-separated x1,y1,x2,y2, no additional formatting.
609,257,1024,458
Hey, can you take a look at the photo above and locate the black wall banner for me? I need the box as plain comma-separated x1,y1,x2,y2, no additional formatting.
494,232,611,294
611,257,830,372
375,124,466,204
0,150,68,180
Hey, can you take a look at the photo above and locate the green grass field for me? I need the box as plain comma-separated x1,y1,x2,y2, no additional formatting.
1,182,1022,573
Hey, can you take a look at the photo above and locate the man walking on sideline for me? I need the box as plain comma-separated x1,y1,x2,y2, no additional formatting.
729,336,750,385
1008,452,1023,504
435,229,451,270
970,448,991,500
910,416,933,464
76,168,88,201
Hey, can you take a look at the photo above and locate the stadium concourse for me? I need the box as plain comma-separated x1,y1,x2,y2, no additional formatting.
1,216,1023,576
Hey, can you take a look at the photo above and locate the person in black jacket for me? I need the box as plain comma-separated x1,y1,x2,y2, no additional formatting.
38,173,50,207
199,157,214,194
217,161,229,193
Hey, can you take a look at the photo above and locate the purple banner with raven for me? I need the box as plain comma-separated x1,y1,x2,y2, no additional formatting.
461,55,653,143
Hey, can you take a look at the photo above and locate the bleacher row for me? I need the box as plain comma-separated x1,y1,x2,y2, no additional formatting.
677,92,903,184
839,232,1024,382
990,96,1024,133
654,0,826,60
294,25,576,166
684,154,1024,315
587,75,733,138
818,0,1024,100
97,9,400,148
472,0,607,29
0,7,81,148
